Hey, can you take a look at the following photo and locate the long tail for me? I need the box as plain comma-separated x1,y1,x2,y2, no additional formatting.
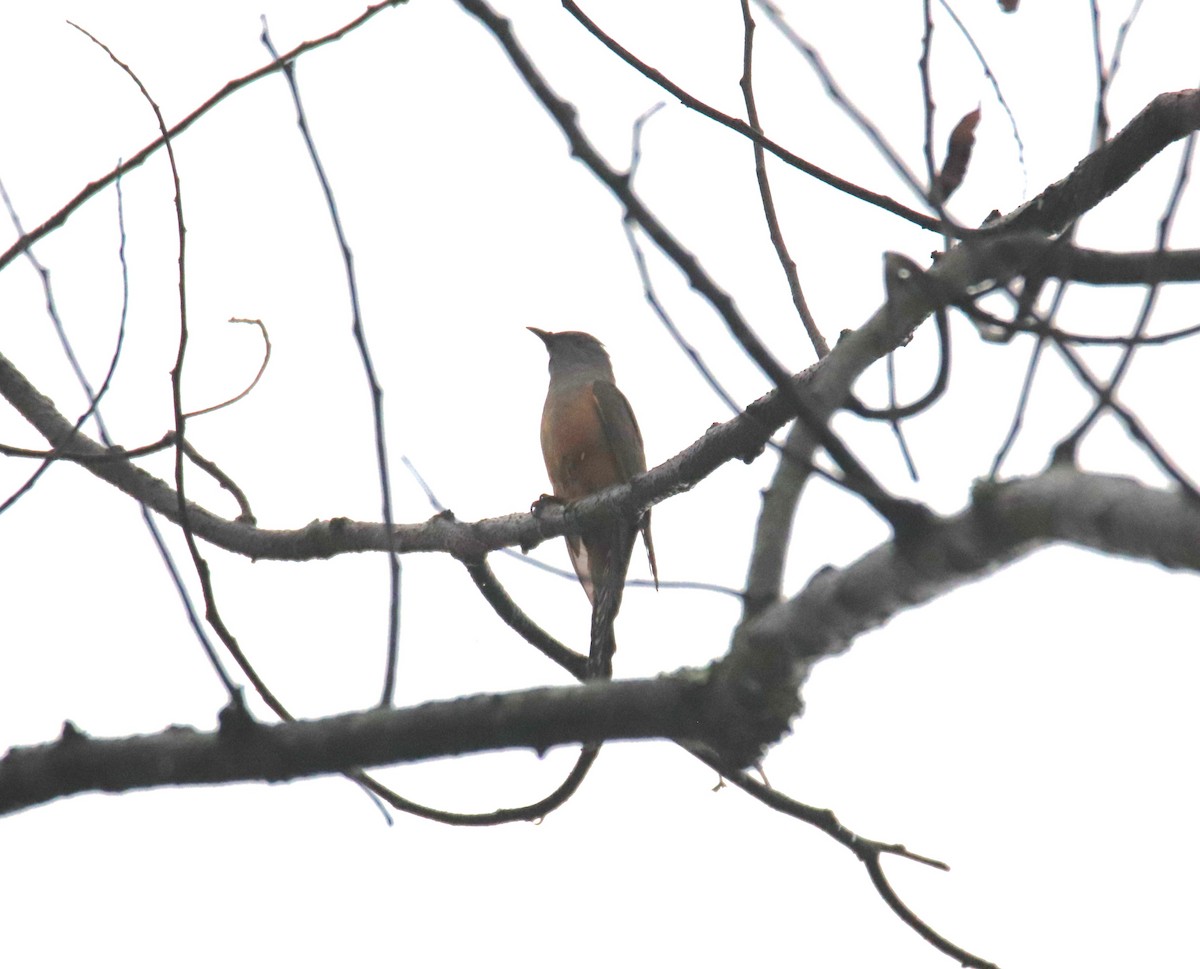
588,521,636,680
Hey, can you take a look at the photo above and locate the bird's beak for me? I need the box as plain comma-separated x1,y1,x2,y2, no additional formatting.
527,326,552,345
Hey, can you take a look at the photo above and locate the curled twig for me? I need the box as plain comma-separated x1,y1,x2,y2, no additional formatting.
183,317,272,419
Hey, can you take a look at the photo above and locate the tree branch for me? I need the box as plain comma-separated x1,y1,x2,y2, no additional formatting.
561,0,942,232
997,88,1200,236
10,232,1186,566
0,678,710,817
712,465,1200,760
6,464,1195,817
0,1,407,275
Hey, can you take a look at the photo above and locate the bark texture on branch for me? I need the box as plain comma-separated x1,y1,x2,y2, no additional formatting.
3,466,1195,814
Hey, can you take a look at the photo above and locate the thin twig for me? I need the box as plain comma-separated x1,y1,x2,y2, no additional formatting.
1062,128,1197,447
621,103,748,421
260,21,404,711
989,321,1049,479
1051,337,1200,499
753,0,954,224
69,24,360,807
0,2,404,275
919,0,939,202
183,317,272,419
846,306,951,423
0,435,165,460
561,0,945,234
1108,0,1146,92
983,314,1200,347
0,156,236,695
937,0,1026,195
179,439,256,524
1089,0,1110,148
0,178,127,515
738,0,827,357
886,347,920,482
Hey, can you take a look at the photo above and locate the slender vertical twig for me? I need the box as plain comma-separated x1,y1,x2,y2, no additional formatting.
0,149,237,695
738,0,827,358
260,22,404,710
937,0,1026,195
1089,0,1110,148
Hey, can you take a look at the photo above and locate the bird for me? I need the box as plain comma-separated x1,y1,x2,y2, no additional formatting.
529,327,658,675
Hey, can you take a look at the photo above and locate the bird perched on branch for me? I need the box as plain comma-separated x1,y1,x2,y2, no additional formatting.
529,327,658,677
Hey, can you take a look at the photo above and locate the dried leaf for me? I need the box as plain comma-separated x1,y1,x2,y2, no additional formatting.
933,106,981,203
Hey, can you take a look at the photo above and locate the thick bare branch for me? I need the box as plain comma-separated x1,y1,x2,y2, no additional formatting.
0,678,710,817
714,465,1200,759
998,88,1200,235
1041,243,1200,283
6,464,1193,817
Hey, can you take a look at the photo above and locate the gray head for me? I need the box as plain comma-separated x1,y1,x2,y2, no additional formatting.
528,327,615,381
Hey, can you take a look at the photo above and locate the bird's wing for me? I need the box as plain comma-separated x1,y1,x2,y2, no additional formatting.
592,380,658,590
592,380,647,480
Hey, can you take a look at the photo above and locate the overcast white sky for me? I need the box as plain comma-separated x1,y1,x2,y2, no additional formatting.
1,2,1198,966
